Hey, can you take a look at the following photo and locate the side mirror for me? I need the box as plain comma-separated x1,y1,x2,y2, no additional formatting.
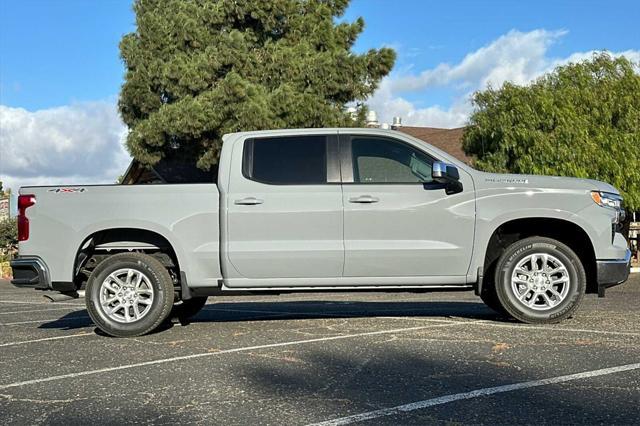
432,161,459,183
432,161,463,195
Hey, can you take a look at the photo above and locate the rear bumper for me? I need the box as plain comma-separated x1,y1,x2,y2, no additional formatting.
596,249,632,296
10,257,51,290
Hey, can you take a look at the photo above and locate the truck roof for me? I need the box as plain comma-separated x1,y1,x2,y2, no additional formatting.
223,127,408,139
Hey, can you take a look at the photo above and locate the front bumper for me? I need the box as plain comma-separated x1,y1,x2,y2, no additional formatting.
596,248,632,296
10,257,51,290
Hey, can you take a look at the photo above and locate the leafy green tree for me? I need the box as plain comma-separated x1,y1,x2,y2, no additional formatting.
463,53,640,210
0,218,17,254
119,0,395,169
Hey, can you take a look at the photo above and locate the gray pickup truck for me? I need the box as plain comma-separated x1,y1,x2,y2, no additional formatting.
11,128,631,337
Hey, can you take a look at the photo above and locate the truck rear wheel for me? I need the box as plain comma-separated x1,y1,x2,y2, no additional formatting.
86,252,174,337
494,236,586,324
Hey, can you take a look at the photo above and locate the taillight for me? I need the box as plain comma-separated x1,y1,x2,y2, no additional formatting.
17,194,36,242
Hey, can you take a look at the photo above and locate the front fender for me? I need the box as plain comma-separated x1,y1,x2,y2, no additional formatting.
467,186,594,280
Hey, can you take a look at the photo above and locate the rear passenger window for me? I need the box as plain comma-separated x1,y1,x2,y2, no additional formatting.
243,136,328,184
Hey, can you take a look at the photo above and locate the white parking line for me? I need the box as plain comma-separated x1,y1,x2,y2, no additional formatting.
0,307,84,315
460,321,640,337
0,315,91,326
309,362,640,426
0,323,463,390
0,333,94,348
395,316,640,337
0,300,84,306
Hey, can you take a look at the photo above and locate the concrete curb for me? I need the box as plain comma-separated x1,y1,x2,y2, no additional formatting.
631,267,639,274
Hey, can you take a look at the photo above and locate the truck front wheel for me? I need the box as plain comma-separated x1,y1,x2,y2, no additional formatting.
86,252,175,337
494,236,586,324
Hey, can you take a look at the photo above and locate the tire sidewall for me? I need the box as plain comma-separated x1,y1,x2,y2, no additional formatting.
495,239,585,322
86,254,174,337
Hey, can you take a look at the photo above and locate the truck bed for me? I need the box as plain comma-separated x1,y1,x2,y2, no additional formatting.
18,184,221,287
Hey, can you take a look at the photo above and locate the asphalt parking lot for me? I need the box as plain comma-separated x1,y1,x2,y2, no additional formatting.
1,276,639,425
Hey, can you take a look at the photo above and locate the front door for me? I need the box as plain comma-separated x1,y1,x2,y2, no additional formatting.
340,134,475,279
225,133,344,283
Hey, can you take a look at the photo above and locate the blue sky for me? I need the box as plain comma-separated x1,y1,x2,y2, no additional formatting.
1,0,639,192
2,0,639,110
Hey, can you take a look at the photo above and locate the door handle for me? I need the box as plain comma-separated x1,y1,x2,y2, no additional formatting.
234,197,264,205
348,195,379,204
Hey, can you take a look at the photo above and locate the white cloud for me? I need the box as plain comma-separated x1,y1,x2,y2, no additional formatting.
369,29,640,128
367,79,472,128
0,102,131,192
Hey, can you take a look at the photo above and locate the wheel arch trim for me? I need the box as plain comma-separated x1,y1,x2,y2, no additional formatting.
71,223,186,283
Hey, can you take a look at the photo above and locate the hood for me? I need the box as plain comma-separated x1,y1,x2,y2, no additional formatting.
476,171,620,195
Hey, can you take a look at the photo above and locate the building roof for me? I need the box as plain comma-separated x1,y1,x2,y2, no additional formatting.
399,126,470,164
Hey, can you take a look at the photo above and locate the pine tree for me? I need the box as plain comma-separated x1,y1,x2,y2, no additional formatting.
119,0,395,169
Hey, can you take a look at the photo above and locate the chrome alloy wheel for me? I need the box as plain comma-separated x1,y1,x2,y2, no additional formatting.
99,268,154,323
510,253,570,311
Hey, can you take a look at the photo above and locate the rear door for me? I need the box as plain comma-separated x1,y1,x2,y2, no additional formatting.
340,133,475,279
224,133,344,284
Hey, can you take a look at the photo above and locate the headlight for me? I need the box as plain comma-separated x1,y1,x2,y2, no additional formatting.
591,191,622,209
591,191,625,225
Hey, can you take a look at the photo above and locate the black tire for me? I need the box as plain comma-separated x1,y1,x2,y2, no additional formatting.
171,296,208,321
494,236,586,324
86,252,175,337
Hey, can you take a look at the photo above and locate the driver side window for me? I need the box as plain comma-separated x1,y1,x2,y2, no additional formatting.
351,137,433,184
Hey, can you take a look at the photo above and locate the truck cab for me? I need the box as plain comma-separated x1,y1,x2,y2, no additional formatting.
218,128,476,288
